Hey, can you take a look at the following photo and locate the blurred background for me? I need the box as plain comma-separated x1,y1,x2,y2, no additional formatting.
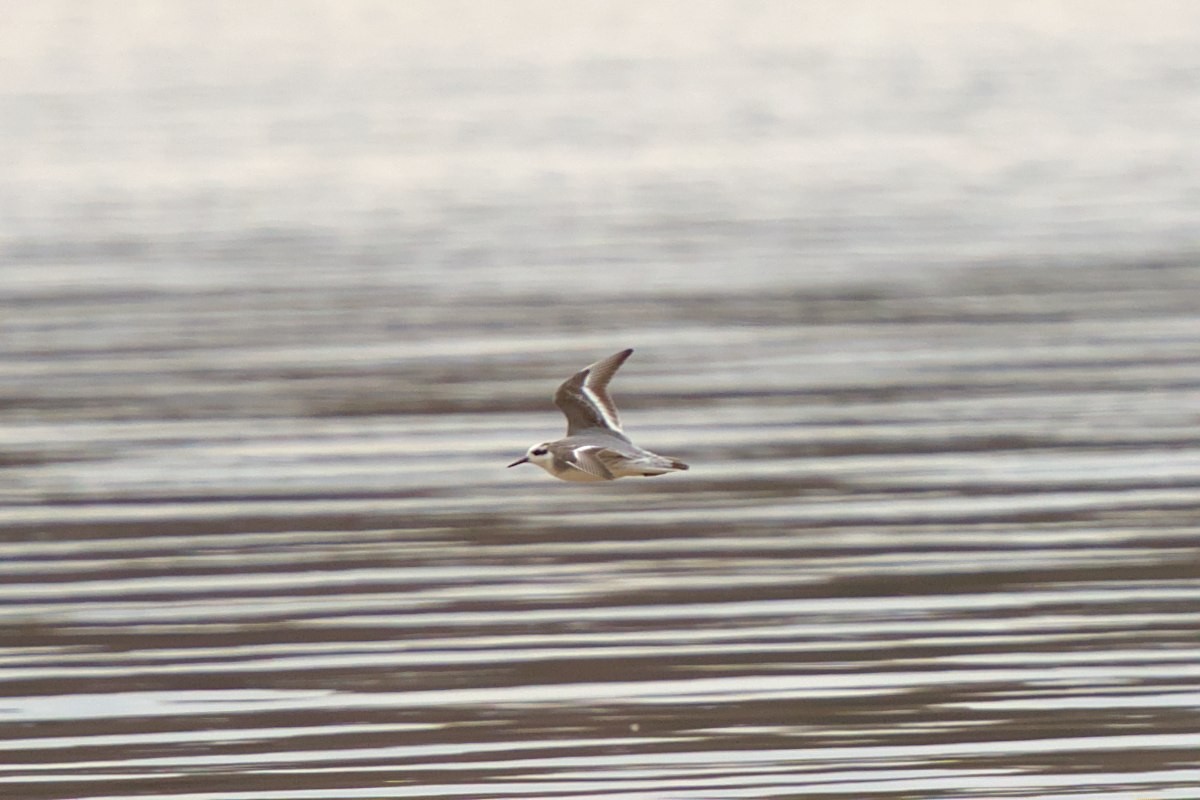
2,2,1200,799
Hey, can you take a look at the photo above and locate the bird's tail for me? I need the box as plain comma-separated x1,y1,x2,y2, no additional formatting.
634,452,688,476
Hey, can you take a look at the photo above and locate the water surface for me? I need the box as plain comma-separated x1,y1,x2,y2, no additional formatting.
3,3,1200,798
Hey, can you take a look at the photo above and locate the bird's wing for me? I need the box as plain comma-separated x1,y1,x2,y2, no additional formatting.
558,444,617,480
553,348,632,436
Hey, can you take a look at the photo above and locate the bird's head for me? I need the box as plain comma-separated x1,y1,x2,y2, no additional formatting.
508,443,552,469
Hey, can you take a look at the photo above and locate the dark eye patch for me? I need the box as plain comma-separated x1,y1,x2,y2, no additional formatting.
532,447,549,456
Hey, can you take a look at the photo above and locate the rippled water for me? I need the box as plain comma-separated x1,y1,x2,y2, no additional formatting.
4,2,1200,799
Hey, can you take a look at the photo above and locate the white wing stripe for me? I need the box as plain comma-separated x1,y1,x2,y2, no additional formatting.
582,386,621,431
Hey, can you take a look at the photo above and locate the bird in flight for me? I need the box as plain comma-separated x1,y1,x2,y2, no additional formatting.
508,348,689,482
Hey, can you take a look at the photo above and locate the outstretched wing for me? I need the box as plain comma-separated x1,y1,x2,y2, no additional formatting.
554,349,633,437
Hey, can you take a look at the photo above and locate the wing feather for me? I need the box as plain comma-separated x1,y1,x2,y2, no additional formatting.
560,445,617,480
553,349,633,436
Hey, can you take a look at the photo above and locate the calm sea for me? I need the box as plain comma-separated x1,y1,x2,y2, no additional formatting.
2,2,1200,798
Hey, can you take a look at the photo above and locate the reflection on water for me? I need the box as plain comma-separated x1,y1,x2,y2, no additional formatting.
3,263,1199,800
4,2,1200,799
